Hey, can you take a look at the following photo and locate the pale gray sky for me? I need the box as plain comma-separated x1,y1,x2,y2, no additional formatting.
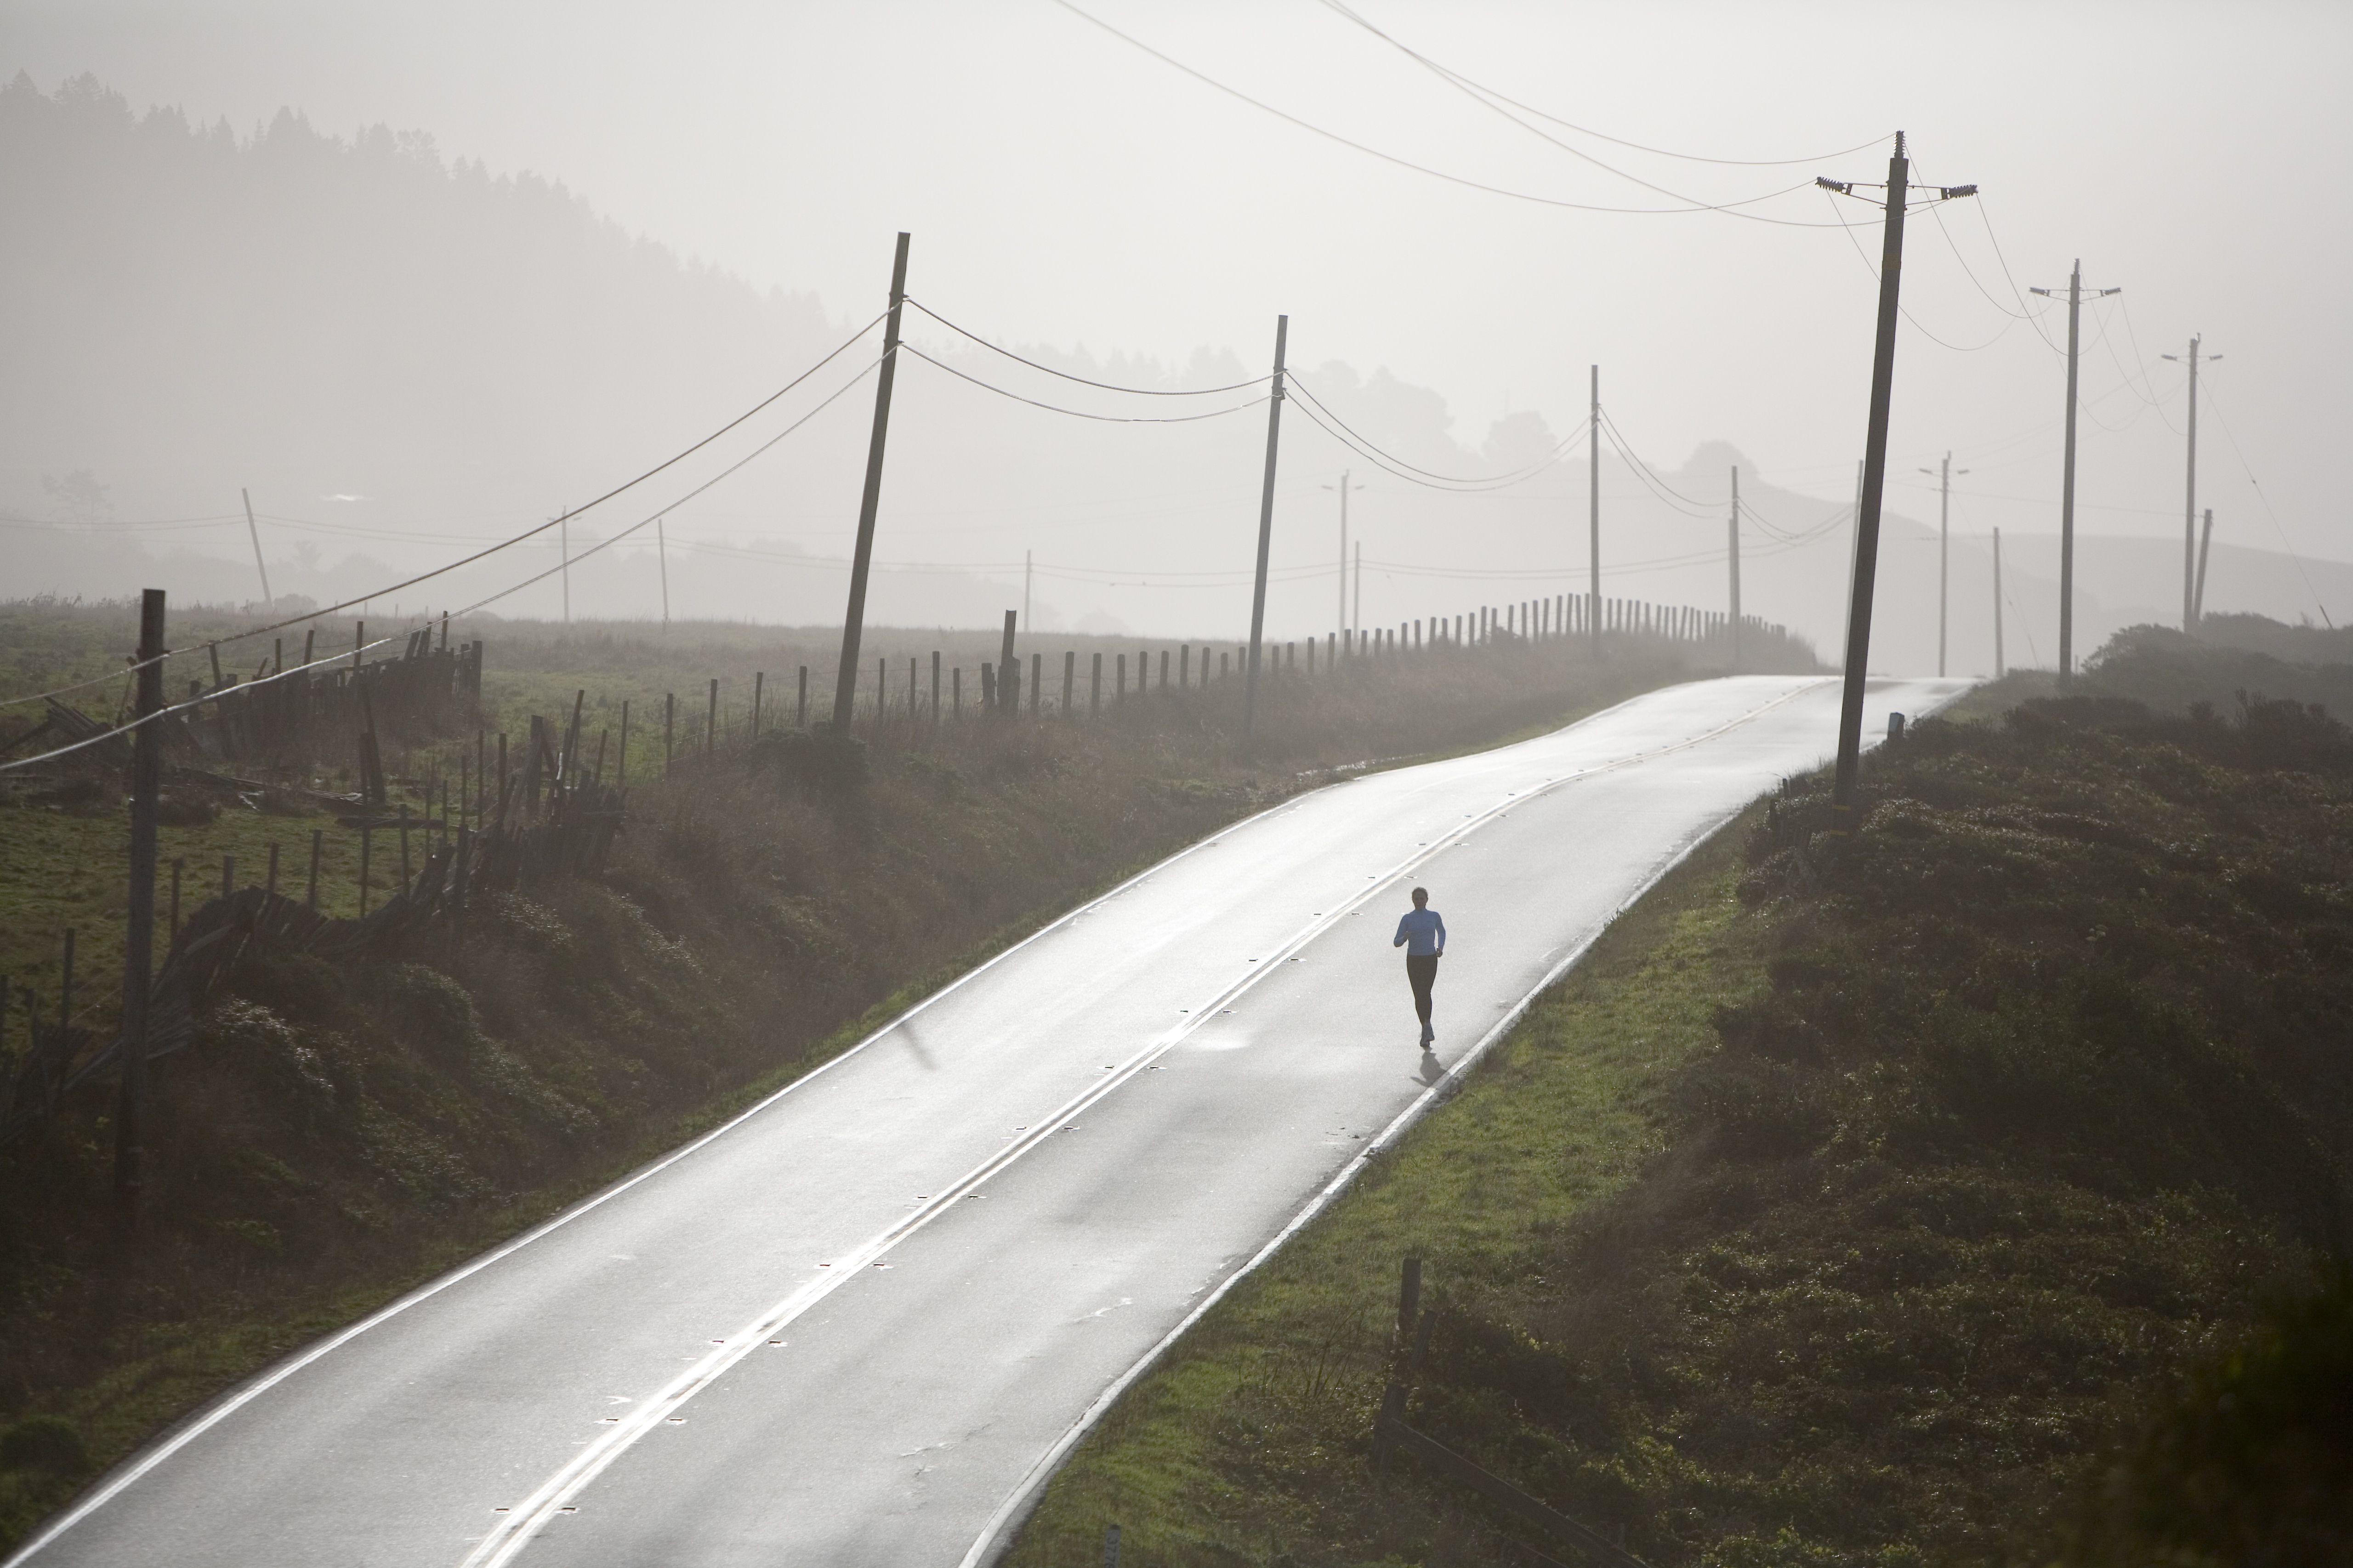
6,0,2350,656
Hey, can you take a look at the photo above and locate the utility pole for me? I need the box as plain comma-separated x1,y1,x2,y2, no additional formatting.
1243,314,1289,739
1353,541,1363,643
1818,134,1975,817
1992,527,2005,678
1727,466,1742,674
2030,261,2119,682
114,588,165,1227
1322,471,1364,636
240,489,272,607
1916,453,1969,677
656,515,671,630
832,231,912,735
2194,507,2215,625
2161,336,2218,631
1587,365,1601,657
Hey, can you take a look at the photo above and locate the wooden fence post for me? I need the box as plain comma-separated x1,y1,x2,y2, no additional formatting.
707,678,719,760
266,842,280,900
1091,653,1102,716
953,666,962,719
1063,651,1075,716
752,671,764,739
931,652,942,726
1399,1256,1422,1340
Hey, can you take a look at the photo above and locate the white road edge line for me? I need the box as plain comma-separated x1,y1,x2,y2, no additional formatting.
954,677,1960,1568
454,681,1834,1566
0,676,1819,1568
2,749,1354,1568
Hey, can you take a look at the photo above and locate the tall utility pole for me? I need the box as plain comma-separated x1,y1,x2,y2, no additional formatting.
1992,527,2006,678
2030,261,2119,682
1818,134,1976,817
1586,365,1601,657
2194,508,2215,625
832,232,912,735
1322,471,1363,636
656,515,671,630
1243,314,1289,739
240,489,273,607
2161,336,2218,631
1917,453,1968,677
114,588,165,1226
1727,466,1742,674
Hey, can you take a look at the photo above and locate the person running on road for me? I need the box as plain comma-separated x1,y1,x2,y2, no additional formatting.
1392,886,1446,1048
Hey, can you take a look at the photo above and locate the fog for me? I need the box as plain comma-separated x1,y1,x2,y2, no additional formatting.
4,1,2349,673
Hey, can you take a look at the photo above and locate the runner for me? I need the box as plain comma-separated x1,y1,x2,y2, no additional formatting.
1392,886,1446,1048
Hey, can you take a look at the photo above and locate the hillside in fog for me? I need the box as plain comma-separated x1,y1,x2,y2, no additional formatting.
4,71,2338,665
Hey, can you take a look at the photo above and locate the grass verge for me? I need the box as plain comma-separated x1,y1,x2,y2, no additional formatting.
1006,640,2353,1568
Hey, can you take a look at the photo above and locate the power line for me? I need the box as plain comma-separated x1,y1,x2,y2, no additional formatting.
1309,0,1886,168
1308,0,1884,226
1047,0,1847,226
443,357,885,621
903,299,1272,395
899,345,1269,422
1,631,405,773
1822,189,2015,352
1287,376,1588,489
1597,409,1719,517
0,310,890,710
2200,379,2334,629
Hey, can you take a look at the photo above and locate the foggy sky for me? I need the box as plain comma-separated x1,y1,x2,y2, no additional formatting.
5,0,2350,669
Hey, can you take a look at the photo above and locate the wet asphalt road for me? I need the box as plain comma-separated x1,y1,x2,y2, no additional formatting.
15,675,1968,1568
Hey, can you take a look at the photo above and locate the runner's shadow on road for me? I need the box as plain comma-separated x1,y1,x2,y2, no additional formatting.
1416,1049,1445,1087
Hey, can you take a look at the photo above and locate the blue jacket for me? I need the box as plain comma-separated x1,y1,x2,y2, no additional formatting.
1393,908,1446,957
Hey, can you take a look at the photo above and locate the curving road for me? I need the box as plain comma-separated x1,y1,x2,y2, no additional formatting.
15,674,1967,1568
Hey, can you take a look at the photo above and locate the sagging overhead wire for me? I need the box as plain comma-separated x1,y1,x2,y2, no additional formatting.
1307,0,1879,228
1819,190,2016,353
1048,0,1845,226
0,309,891,711
1,632,406,773
899,345,1270,422
445,356,885,621
1308,0,1886,168
3,356,883,762
1597,409,1719,518
1286,375,1586,490
904,299,1272,396
2201,380,2334,630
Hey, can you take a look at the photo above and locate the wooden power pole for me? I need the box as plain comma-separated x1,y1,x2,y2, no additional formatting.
2030,261,2118,683
1727,465,1742,674
1819,135,1975,817
1243,314,1288,739
832,232,911,736
114,589,166,1227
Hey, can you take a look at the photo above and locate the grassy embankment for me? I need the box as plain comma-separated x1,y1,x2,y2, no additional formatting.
0,598,1793,1552
1006,628,2353,1568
